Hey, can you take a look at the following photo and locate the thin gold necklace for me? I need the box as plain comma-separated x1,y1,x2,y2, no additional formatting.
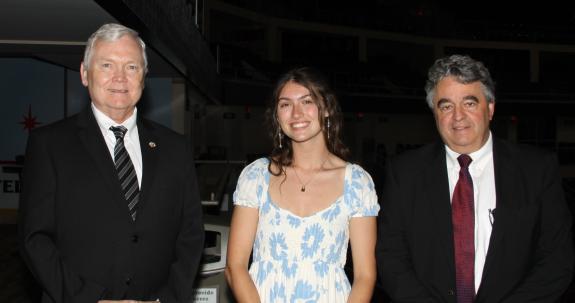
292,157,329,192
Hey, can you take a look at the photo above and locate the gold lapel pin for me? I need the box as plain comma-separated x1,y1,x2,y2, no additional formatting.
148,141,157,148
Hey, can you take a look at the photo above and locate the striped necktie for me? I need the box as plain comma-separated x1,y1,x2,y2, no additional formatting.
110,126,139,221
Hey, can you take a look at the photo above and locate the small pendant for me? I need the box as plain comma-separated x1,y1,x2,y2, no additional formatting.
301,186,306,192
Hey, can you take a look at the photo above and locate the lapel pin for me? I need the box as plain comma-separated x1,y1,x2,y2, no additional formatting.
148,141,157,148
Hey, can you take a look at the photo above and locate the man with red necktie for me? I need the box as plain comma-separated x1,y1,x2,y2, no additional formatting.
377,54,573,302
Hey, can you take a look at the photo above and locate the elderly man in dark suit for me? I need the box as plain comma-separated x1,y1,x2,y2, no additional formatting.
19,23,204,303
377,54,574,302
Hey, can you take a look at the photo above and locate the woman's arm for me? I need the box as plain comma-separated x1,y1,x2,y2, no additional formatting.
347,216,377,303
225,206,261,303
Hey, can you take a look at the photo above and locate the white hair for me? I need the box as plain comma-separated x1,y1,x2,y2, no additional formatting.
83,23,148,73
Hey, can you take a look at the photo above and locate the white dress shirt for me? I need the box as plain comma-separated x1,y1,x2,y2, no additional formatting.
91,103,142,187
445,132,496,292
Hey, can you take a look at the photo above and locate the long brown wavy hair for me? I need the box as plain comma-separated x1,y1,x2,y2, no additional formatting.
266,67,350,176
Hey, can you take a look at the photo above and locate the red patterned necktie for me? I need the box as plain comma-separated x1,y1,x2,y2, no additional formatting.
452,154,474,303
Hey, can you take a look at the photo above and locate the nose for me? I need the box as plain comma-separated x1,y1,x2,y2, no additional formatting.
453,104,465,121
292,102,303,118
112,67,127,82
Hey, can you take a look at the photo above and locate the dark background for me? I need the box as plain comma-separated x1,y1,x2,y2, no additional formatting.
2,0,575,302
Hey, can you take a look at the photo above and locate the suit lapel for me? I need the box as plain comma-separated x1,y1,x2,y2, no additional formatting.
481,139,516,284
425,143,456,276
135,118,159,219
76,108,127,212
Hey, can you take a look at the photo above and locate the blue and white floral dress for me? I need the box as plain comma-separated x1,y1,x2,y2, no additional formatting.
233,158,380,303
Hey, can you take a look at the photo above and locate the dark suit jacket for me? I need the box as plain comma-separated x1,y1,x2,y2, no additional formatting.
377,138,574,302
19,107,205,303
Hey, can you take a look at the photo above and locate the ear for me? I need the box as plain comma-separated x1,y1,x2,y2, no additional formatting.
488,101,495,121
80,62,89,87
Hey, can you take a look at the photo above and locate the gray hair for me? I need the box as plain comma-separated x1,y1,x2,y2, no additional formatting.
424,54,495,108
83,23,148,73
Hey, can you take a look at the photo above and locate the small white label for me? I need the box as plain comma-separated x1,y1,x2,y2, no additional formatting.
191,287,218,303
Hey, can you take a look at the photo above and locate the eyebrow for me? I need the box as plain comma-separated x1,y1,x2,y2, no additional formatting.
463,95,479,102
278,94,313,102
436,98,450,107
436,95,479,107
94,57,141,65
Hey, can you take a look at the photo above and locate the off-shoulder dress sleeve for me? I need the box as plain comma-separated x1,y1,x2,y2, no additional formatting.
349,164,380,218
232,158,268,208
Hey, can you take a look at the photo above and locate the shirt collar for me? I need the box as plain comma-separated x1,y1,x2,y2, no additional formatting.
91,103,138,136
445,131,493,172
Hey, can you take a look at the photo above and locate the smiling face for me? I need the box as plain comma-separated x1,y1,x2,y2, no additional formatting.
432,76,495,154
81,35,145,123
276,81,326,145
